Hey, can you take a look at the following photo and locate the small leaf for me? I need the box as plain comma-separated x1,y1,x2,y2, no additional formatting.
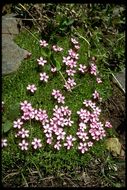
66,19,74,26
2,120,12,133
7,103,20,121
50,54,61,71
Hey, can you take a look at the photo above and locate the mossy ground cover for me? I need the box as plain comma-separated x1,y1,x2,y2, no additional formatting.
2,28,113,175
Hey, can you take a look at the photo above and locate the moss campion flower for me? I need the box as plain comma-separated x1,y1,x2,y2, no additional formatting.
27,84,37,93
19,139,29,150
1,139,7,148
39,40,48,47
37,57,47,66
40,72,49,82
31,138,42,149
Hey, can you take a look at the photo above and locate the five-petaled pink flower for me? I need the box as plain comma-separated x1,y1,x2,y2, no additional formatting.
51,67,57,73
64,135,76,150
66,69,76,76
27,84,37,93
71,38,79,45
18,128,29,138
13,119,23,129
39,40,48,47
1,139,7,148
96,77,102,84
90,63,97,76
105,121,112,128
92,90,102,101
78,64,87,73
40,72,49,82
37,57,47,66
78,142,88,153
31,138,42,149
54,141,62,150
19,139,29,150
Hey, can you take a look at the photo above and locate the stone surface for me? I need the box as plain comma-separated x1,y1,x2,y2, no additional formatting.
2,14,30,75
114,68,125,93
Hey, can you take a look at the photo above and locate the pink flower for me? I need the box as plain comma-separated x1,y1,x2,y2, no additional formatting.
55,129,66,140
51,67,57,73
57,95,65,104
90,63,97,76
64,135,76,149
96,77,102,84
105,121,112,128
1,139,7,147
52,45,63,52
37,57,47,66
76,131,89,141
19,139,29,150
31,138,42,149
87,141,93,147
27,84,37,93
39,40,48,47
78,142,88,153
68,49,79,60
63,56,71,65
71,38,79,44
78,64,87,73
46,137,53,144
92,90,99,99
20,100,32,112
77,109,90,123
66,69,76,76
52,89,65,104
64,78,76,91
43,124,52,134
66,59,77,68
54,141,62,150
67,78,76,87
40,72,49,82
13,118,23,129
79,122,87,130
52,89,61,99
18,128,29,138
74,45,80,50
64,118,74,126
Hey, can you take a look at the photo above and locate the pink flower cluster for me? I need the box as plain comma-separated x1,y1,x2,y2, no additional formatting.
62,41,80,91
42,105,74,150
76,99,107,153
12,100,49,150
52,45,63,52
71,37,80,50
52,89,65,104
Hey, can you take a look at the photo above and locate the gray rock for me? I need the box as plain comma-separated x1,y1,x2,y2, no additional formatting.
113,68,125,93
2,14,30,75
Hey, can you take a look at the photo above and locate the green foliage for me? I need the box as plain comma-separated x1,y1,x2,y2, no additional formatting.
2,120,12,134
